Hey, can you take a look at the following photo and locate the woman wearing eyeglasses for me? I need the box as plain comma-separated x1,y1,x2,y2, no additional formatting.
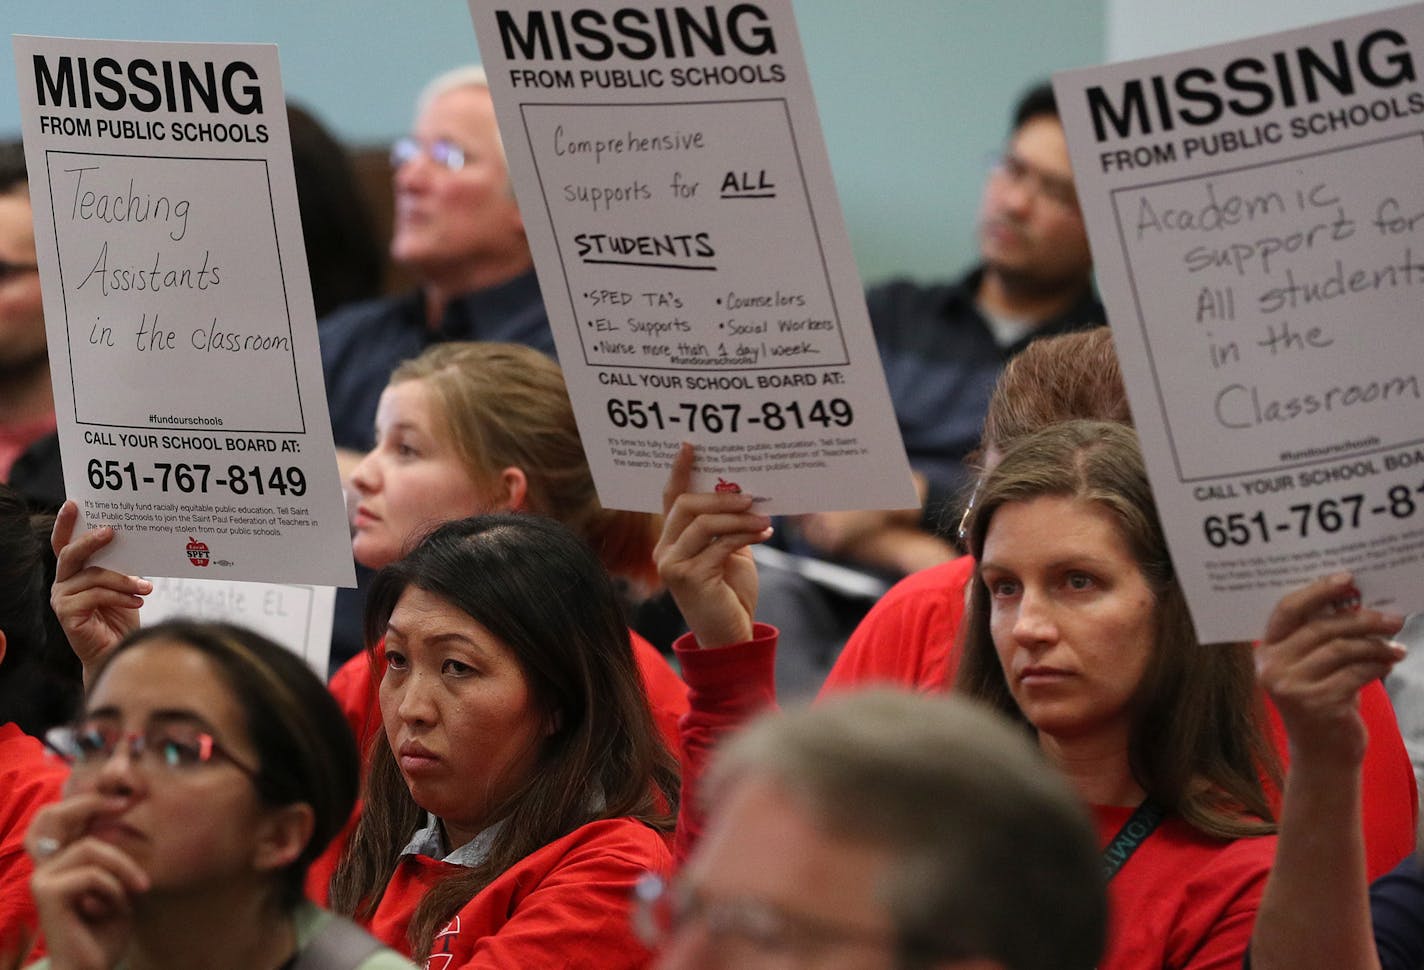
23,620,415,970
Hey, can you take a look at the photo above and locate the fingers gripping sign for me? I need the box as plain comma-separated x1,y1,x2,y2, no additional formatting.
50,501,153,684
656,443,773,649
1257,572,1407,766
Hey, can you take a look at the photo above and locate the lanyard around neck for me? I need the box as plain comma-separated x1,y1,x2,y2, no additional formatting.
1100,799,1166,882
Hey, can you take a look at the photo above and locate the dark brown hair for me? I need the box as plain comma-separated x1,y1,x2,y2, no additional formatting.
981,327,1130,457
956,421,1278,839
329,514,677,957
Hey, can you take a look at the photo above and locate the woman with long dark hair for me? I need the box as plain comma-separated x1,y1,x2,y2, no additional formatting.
325,515,677,965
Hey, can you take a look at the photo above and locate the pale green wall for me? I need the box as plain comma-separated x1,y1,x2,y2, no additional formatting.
1,0,1105,285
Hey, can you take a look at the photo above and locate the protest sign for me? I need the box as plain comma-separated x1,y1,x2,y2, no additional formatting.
13,36,354,586
467,1,916,513
1055,4,1424,640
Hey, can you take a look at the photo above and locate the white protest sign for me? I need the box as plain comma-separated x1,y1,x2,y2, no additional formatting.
139,579,335,676
13,36,355,587
467,1,916,513
1054,3,1424,642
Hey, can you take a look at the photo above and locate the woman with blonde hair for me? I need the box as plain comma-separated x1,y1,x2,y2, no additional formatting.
330,341,684,751
52,342,686,753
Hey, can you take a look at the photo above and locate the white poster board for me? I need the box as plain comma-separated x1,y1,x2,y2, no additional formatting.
12,36,355,587
467,1,916,513
139,579,335,676
1055,3,1424,641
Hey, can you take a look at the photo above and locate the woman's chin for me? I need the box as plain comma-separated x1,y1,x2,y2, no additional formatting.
351,537,397,572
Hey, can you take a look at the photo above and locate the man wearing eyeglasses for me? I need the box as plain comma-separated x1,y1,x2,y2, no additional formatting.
642,690,1105,970
758,83,1105,692
319,65,552,459
0,142,63,513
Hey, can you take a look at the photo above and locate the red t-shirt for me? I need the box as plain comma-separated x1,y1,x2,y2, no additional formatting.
348,818,669,969
1096,804,1275,970
821,554,1418,879
0,723,68,962
0,414,56,483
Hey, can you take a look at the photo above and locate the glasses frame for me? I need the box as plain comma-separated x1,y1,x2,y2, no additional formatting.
44,722,261,779
988,150,1080,212
390,136,467,172
631,872,911,958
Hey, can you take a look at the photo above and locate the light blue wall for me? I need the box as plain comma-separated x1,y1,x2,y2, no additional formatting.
1,1,1105,285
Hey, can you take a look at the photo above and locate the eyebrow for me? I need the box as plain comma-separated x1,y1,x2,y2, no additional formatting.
384,622,489,652
83,707,220,733
979,556,1116,574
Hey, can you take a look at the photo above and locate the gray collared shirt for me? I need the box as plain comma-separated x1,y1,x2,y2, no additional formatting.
400,813,507,868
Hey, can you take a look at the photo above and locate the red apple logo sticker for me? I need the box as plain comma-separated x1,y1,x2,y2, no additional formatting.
186,536,210,567
714,478,742,494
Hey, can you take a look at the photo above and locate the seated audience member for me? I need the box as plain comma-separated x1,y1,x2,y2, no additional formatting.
644,690,1105,970
326,342,686,739
0,487,69,962
320,66,551,460
1250,575,1420,970
824,327,1127,693
659,424,1280,970
49,342,687,745
956,421,1278,970
322,515,678,966
821,327,1418,879
316,66,552,664
0,144,61,514
808,80,1103,568
24,620,413,969
751,82,1104,689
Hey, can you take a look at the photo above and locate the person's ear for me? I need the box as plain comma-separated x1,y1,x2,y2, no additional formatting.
0,629,8,669
496,466,529,512
252,802,315,874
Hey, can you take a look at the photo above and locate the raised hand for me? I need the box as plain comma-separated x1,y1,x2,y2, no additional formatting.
50,501,151,682
654,444,772,649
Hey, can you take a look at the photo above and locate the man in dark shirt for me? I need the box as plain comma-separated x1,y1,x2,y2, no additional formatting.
320,65,553,460
795,81,1103,578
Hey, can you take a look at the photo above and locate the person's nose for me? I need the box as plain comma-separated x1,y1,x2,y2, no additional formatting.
93,734,146,799
999,173,1036,217
349,450,380,496
1012,587,1058,647
393,149,435,194
395,670,439,727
